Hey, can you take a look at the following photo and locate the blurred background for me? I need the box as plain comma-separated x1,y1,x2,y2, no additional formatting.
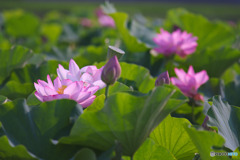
0,0,240,20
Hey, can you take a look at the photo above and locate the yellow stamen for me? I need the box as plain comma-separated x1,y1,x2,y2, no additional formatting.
57,85,67,94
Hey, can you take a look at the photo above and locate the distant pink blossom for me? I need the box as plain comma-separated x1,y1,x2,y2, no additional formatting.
95,7,105,17
152,28,198,58
98,15,115,28
96,8,115,28
57,59,106,89
171,66,209,98
34,75,99,108
80,18,92,28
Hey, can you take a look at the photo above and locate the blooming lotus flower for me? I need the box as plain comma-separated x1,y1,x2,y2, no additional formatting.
34,75,99,108
155,71,170,86
57,59,106,89
101,55,121,85
171,66,209,98
152,28,198,58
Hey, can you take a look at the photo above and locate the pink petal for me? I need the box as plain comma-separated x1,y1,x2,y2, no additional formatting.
160,28,168,34
86,86,99,95
195,70,209,87
37,80,49,87
174,68,187,82
53,77,62,91
79,95,96,108
69,59,80,75
67,72,79,81
92,80,106,89
44,86,58,95
187,66,195,76
80,66,98,73
71,92,91,103
64,82,78,96
34,91,43,102
85,67,94,75
57,64,69,80
76,81,84,89
34,82,46,96
92,67,103,80
42,95,56,101
171,77,183,86
61,79,73,86
47,75,54,89
185,75,197,89
80,73,93,83
42,94,69,101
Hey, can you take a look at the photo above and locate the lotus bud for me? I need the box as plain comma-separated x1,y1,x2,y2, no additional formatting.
155,71,170,86
101,55,121,85
107,46,125,60
202,116,215,132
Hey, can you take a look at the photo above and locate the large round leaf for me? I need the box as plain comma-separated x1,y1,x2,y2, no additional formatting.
4,10,39,37
150,115,197,160
0,99,82,159
130,138,176,160
0,135,37,160
185,124,228,160
60,86,187,156
0,46,33,84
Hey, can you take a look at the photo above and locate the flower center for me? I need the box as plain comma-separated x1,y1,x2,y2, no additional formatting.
57,85,67,94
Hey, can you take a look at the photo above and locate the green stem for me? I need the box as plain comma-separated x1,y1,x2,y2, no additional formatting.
189,98,195,123
105,85,109,101
159,55,173,74
192,104,195,123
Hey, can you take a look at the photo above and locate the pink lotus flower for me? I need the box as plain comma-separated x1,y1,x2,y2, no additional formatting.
96,8,115,28
152,28,198,58
98,15,115,28
34,75,99,108
95,7,105,17
171,66,209,98
57,59,106,89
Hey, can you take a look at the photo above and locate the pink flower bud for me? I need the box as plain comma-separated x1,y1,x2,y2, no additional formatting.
155,71,170,86
101,56,121,85
202,116,215,132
